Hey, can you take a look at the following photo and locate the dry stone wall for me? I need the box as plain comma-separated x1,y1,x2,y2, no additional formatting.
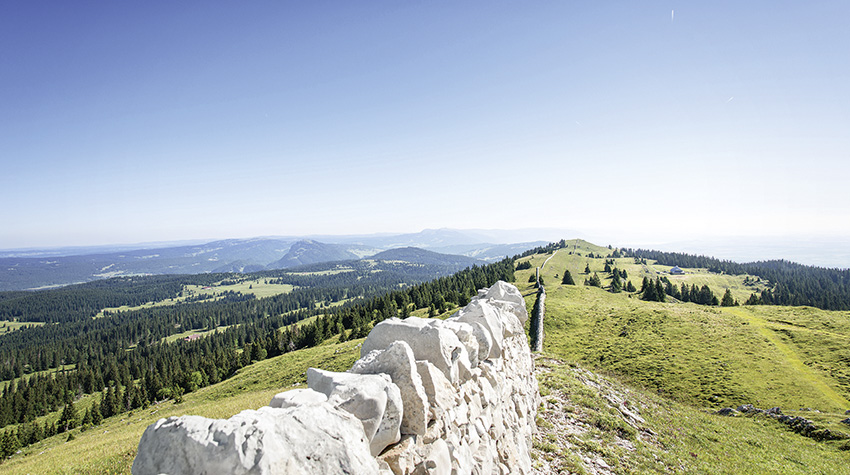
132,281,539,475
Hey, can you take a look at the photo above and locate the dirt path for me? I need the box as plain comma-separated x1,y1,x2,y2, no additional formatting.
724,307,850,410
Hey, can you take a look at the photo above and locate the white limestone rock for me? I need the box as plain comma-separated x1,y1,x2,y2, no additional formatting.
416,360,456,421
132,405,378,475
450,299,504,359
477,280,528,324
362,317,471,384
412,439,451,475
269,388,328,409
436,319,480,368
351,340,429,436
307,368,402,456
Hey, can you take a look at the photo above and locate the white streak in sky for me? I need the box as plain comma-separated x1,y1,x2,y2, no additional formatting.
726,96,734,103
672,10,674,21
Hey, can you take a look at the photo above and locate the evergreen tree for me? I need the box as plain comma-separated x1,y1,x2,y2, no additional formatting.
626,280,636,292
584,263,591,274
586,272,602,288
721,289,736,307
655,279,666,302
643,279,658,301
58,399,78,432
610,271,622,293
91,400,103,425
561,270,575,285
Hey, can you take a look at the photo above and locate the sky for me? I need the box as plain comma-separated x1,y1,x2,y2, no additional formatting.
2,1,849,250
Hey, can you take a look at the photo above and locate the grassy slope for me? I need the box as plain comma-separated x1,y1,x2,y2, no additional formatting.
533,357,850,475
522,241,850,473
2,339,364,475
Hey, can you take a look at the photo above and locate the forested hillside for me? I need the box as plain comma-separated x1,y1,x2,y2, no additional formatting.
0,256,513,457
627,248,850,310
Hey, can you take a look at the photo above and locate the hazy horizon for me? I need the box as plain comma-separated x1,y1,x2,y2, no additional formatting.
3,3,848,250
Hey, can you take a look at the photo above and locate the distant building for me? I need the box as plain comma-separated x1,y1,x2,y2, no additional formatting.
670,266,685,275
184,334,202,342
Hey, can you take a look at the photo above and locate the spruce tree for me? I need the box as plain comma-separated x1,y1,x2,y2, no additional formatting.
584,263,591,274
610,271,622,293
721,289,736,307
561,270,575,285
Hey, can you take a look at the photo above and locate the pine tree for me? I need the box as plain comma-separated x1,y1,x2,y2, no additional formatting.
610,271,622,293
721,289,736,307
643,279,658,301
655,279,666,302
91,400,103,425
626,280,636,292
561,270,575,285
584,263,591,274
58,399,78,432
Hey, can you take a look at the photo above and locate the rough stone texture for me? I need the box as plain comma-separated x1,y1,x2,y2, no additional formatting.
307,368,402,456
269,388,328,409
132,281,538,475
132,404,378,475
361,316,472,384
450,299,505,359
416,360,456,422
351,340,429,436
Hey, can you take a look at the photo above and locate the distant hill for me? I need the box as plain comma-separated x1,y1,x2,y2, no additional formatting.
0,231,546,291
266,240,361,269
0,239,293,291
368,247,483,267
429,242,547,262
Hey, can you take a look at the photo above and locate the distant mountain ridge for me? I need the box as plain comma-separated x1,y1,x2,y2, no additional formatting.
0,230,544,291
368,247,483,267
266,240,361,269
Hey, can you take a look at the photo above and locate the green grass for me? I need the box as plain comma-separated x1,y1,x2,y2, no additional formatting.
0,319,45,335
524,241,850,473
160,325,234,344
536,358,850,474
96,280,295,317
1,338,365,475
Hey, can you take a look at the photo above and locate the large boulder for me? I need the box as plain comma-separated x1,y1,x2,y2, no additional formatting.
351,340,429,436
132,405,378,475
307,368,402,455
269,388,328,409
476,280,529,324
449,300,504,359
437,319,480,368
362,317,471,384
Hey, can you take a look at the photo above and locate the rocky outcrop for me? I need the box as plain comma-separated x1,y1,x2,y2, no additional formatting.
132,281,539,474
715,404,850,442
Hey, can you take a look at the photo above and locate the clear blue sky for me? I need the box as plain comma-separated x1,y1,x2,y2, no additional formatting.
2,1,848,249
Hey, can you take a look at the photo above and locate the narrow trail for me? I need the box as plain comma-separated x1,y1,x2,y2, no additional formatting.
724,307,850,410
540,249,559,272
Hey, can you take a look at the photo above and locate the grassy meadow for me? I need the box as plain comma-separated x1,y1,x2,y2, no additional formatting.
1,339,365,475
521,241,850,473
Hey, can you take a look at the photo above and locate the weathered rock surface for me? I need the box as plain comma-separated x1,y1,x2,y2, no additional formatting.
269,388,327,409
351,340,429,436
132,404,378,475
361,316,472,384
132,281,538,474
307,368,403,455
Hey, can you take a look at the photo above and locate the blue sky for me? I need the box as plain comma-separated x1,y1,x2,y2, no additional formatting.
2,1,848,249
